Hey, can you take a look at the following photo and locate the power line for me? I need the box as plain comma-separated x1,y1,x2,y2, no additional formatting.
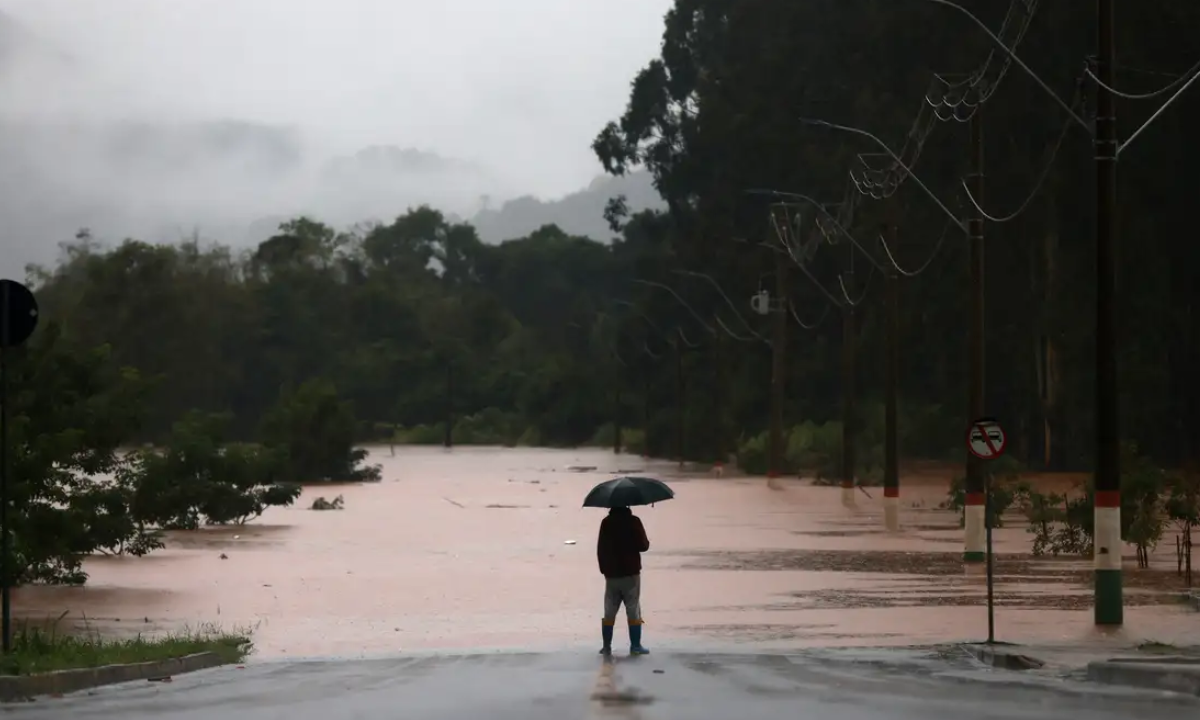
855,0,1042,199
1085,56,1200,100
961,74,1086,223
877,217,956,277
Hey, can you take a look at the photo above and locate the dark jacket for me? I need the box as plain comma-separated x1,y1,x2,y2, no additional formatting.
597,507,650,578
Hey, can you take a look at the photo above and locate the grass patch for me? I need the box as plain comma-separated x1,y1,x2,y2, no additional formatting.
1,614,253,675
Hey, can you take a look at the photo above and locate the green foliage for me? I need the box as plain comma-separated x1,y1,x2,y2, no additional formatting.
259,378,381,483
1,617,252,675
941,455,1029,529
587,424,647,456
4,322,155,585
1023,443,1173,564
127,411,302,529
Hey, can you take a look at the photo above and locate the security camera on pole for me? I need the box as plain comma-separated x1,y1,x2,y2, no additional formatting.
750,264,787,490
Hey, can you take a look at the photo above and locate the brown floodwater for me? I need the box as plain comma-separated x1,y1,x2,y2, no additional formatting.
13,448,1200,658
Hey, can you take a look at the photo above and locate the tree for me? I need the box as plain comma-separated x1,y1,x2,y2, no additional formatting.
128,411,303,530
4,322,155,584
259,378,381,483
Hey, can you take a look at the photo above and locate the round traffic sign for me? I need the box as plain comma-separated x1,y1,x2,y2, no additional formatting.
967,417,1007,460
0,279,39,348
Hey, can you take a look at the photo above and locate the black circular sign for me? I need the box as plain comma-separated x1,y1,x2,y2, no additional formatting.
0,279,38,348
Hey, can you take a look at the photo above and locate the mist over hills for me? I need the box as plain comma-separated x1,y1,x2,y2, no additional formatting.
0,8,665,278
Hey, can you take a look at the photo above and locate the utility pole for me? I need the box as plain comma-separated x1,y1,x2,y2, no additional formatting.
883,222,900,530
675,340,685,469
713,331,727,473
443,362,454,449
613,382,623,454
841,247,857,507
768,247,789,490
964,110,986,565
1093,0,1122,625
641,374,651,459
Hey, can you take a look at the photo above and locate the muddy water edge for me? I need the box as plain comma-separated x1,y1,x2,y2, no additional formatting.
13,447,1199,658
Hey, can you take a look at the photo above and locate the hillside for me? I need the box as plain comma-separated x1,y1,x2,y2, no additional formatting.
468,172,664,244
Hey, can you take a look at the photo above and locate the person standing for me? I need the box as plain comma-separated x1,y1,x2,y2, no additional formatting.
596,505,650,655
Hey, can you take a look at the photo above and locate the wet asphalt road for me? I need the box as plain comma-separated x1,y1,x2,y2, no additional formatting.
8,648,1199,719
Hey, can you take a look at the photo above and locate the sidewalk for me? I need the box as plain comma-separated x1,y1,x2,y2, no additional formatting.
960,638,1200,696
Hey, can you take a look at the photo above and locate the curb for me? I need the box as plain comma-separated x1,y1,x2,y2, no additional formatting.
1087,659,1200,696
0,651,227,702
960,643,1045,670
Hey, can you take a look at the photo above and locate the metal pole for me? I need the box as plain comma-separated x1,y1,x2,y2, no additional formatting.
883,224,900,529
964,110,987,565
841,253,857,507
768,250,788,488
443,362,453,448
675,342,685,468
985,470,996,643
642,374,651,458
1093,0,1123,625
1,280,10,653
613,385,623,454
713,332,726,470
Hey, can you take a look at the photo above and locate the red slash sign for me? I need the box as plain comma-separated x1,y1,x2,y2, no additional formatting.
967,418,1007,460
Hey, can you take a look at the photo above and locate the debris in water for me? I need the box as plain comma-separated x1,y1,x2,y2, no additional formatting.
219,553,228,560
564,540,577,545
566,465,597,472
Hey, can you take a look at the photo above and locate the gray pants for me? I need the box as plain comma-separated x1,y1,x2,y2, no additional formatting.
603,575,643,623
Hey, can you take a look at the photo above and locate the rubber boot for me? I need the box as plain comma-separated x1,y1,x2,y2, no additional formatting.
629,623,649,655
600,622,613,655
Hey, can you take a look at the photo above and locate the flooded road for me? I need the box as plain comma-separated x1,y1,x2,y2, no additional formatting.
14,448,1199,658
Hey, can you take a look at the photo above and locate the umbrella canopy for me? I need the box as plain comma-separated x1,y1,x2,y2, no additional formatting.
582,476,675,508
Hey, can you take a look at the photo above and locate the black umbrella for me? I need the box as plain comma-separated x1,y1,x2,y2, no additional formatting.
582,476,675,508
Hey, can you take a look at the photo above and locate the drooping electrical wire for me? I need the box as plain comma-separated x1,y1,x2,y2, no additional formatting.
789,302,830,330
837,266,875,308
1085,56,1200,101
671,270,773,346
877,217,955,277
766,204,846,310
960,74,1085,223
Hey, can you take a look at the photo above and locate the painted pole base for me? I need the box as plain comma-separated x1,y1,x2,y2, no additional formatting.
1094,503,1123,625
841,485,856,507
963,500,985,565
883,496,899,531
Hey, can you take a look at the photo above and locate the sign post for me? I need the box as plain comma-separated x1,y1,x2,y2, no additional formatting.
0,279,39,653
967,417,1007,645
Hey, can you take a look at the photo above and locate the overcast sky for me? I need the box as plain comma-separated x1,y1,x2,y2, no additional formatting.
0,0,671,198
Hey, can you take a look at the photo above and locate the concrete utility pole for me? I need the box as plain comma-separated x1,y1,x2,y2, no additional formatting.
841,248,857,507
675,339,685,469
768,247,789,489
883,222,901,531
443,363,454,448
641,374,652,459
613,384,623,454
713,331,727,472
963,110,986,564
1093,0,1122,625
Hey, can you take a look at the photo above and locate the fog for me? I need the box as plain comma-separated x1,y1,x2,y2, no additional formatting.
0,0,671,277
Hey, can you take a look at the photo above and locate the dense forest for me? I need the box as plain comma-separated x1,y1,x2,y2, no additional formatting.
6,1,1200,582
